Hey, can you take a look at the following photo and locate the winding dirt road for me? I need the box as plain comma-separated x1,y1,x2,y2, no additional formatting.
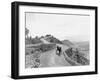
39,44,72,67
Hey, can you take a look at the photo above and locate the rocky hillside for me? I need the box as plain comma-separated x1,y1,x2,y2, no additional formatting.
65,48,89,65
42,35,63,44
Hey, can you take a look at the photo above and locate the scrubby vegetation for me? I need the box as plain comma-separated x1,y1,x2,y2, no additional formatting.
45,36,63,44
27,44,56,53
65,48,89,65
25,44,56,68
25,37,42,45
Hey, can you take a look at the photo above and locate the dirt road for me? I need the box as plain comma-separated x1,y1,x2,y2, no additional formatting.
39,44,71,67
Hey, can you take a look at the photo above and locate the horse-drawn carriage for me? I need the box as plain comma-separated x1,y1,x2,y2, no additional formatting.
56,46,62,56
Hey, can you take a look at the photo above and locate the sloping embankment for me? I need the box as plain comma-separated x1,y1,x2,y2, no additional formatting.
64,48,89,65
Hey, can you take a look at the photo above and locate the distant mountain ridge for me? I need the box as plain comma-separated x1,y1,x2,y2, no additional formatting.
74,41,89,51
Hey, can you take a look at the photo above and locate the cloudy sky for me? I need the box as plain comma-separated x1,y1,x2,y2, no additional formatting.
25,12,90,42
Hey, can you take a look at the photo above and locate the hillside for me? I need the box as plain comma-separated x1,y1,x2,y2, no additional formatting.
65,48,89,65
25,35,63,45
62,40,74,47
25,37,43,45
25,35,89,68
43,35,63,44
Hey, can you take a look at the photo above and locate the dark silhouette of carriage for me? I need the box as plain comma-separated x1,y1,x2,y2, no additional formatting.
56,46,62,56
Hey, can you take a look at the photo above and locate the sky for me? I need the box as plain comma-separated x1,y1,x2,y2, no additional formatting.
25,12,90,42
